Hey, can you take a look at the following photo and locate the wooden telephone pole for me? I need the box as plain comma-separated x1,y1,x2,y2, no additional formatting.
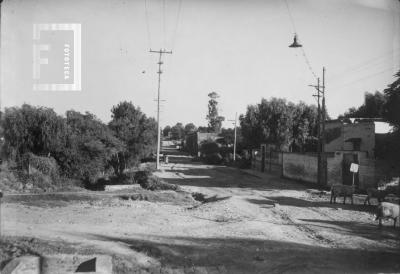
310,67,326,186
228,112,238,161
150,49,172,170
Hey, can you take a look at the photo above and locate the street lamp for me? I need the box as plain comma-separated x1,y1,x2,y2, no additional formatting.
289,33,302,48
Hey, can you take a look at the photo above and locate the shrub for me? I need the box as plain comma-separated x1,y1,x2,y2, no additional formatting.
204,153,223,165
134,170,179,191
23,153,59,181
0,162,23,192
25,172,56,192
200,141,219,155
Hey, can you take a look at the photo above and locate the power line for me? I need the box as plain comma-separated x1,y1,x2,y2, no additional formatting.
330,67,396,89
284,0,297,33
300,46,318,79
284,0,317,80
329,48,400,81
162,0,167,48
144,0,152,49
171,0,183,51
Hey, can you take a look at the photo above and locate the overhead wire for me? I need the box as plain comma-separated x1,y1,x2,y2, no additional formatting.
171,0,183,51
284,0,296,33
330,67,396,89
162,0,167,48
329,48,400,81
284,0,318,80
144,0,152,49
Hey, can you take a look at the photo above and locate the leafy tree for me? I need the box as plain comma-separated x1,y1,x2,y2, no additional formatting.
206,92,225,133
239,105,262,149
171,123,184,140
162,125,171,137
198,126,208,133
1,104,67,161
184,123,197,136
240,98,319,151
383,71,400,129
219,127,243,148
59,110,124,182
1,105,124,183
380,70,400,163
109,101,157,175
341,91,386,118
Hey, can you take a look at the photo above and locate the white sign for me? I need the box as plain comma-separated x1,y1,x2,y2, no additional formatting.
350,163,359,173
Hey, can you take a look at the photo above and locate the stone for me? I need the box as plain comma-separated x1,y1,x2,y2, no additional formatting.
1,256,40,274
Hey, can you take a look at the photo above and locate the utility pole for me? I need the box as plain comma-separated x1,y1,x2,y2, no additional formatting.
310,67,327,186
321,67,326,185
150,48,172,170
228,112,238,161
310,78,322,186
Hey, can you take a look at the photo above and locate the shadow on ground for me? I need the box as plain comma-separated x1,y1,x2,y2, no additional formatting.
87,233,400,274
249,196,376,212
300,218,400,242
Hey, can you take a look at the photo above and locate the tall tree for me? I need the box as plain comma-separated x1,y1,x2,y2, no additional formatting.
206,92,225,133
340,91,386,119
162,125,171,137
1,104,67,160
171,123,184,140
184,123,197,136
109,101,157,175
383,70,400,129
240,98,319,151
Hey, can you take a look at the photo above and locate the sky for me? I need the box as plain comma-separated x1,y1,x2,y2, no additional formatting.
1,0,399,128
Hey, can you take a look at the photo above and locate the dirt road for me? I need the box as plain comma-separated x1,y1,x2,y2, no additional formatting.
2,147,400,273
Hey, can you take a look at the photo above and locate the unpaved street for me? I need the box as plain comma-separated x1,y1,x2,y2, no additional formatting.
2,148,400,273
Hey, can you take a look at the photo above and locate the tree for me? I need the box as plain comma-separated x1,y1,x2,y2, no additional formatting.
170,123,184,140
383,70,400,129
206,92,225,133
0,104,124,182
61,110,124,182
1,104,67,161
163,125,171,137
219,127,243,149
240,98,319,151
184,123,197,136
109,101,157,175
380,70,400,163
340,91,386,118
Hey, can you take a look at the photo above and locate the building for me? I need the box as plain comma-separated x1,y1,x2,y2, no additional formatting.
325,118,392,158
251,118,395,190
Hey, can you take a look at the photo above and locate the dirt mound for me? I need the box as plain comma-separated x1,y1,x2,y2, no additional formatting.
188,195,269,223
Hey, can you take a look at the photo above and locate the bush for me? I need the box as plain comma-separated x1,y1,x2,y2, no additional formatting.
204,153,223,165
25,172,57,192
0,162,23,192
200,141,219,155
23,153,59,181
134,170,179,191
